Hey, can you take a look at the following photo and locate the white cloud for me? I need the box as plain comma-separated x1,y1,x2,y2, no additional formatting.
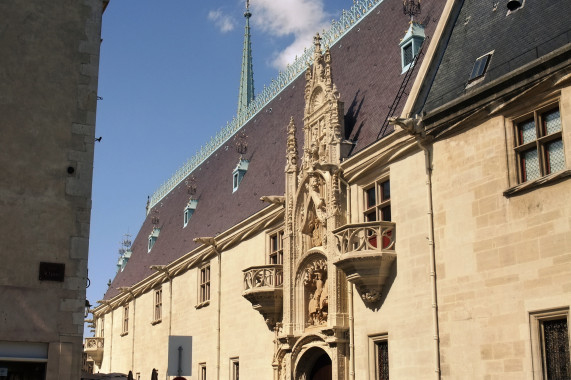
208,9,236,33
250,0,333,70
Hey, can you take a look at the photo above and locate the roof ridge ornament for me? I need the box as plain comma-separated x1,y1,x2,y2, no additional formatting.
403,0,421,22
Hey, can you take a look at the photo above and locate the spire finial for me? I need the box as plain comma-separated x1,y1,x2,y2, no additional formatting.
238,0,255,114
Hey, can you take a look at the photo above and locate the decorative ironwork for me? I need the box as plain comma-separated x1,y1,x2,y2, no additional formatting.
118,233,132,256
147,0,385,210
377,340,389,380
543,318,570,380
151,209,160,226
235,130,248,156
185,176,197,195
334,221,395,254
403,0,421,20
243,265,283,290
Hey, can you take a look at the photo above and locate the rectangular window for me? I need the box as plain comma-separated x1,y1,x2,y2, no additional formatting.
199,363,207,380
153,288,162,323
99,316,104,338
530,308,571,380
269,230,284,265
200,265,211,304
514,105,564,183
230,358,239,380
122,305,129,335
369,334,389,380
364,178,391,222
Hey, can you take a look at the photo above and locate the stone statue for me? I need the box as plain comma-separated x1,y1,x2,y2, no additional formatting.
306,269,328,326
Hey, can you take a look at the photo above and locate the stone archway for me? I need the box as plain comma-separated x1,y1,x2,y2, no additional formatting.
295,346,331,380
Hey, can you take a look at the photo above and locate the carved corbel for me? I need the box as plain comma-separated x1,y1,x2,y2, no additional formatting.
260,196,286,206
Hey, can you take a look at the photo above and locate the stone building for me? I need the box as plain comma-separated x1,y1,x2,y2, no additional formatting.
87,0,571,379
0,0,107,379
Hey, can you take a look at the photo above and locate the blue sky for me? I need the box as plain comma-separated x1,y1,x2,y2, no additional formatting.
87,0,352,334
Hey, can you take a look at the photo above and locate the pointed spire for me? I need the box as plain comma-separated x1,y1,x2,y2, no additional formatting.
237,0,254,115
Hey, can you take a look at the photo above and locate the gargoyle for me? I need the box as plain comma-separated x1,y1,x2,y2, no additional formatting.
260,195,286,206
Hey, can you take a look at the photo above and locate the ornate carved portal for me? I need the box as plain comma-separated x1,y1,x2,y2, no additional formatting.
277,33,350,380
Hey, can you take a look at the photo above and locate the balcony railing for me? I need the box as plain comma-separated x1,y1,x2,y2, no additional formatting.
243,264,283,290
242,264,283,328
84,337,104,366
334,221,395,254
333,221,396,304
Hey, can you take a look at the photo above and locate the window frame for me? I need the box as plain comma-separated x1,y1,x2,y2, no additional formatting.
504,95,571,196
230,357,239,380
267,229,284,265
197,263,211,308
121,304,129,336
363,177,391,223
152,288,162,324
513,102,565,183
184,208,194,227
99,316,104,338
466,51,494,88
183,199,198,228
368,333,389,380
199,362,207,380
530,307,571,380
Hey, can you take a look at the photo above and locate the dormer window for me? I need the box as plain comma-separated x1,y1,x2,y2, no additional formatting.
232,158,249,192
183,199,198,228
399,22,425,73
148,228,160,253
467,52,493,83
116,249,132,272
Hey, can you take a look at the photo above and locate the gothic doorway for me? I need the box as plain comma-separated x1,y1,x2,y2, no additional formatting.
294,346,332,380
310,353,331,380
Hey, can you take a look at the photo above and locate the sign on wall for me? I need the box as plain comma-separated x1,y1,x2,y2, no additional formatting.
167,336,192,377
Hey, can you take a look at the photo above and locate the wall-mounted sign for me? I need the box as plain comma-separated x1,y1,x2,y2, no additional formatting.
39,262,65,282
167,336,192,377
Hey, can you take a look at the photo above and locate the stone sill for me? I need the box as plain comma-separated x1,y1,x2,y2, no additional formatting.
503,169,571,197
151,319,162,326
195,300,210,310
120,332,128,337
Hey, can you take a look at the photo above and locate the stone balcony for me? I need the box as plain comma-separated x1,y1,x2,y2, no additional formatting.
333,221,396,304
242,264,283,328
84,337,104,366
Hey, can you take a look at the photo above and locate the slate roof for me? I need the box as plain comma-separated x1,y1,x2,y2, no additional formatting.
421,0,571,115
104,0,447,300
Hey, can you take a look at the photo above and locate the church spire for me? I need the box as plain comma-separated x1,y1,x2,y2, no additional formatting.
237,0,254,115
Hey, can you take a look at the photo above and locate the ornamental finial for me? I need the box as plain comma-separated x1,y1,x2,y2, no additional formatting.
403,0,421,22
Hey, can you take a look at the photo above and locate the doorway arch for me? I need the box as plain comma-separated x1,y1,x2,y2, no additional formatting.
295,346,332,380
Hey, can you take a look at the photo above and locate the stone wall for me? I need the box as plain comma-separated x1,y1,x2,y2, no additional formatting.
0,1,103,379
